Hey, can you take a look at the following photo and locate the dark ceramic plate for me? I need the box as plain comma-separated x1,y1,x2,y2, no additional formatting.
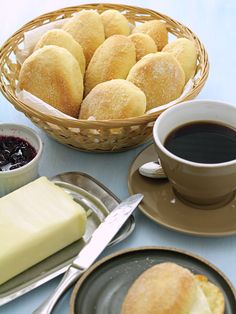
70,247,236,314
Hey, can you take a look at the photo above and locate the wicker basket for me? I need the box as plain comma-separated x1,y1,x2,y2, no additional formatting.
0,3,209,152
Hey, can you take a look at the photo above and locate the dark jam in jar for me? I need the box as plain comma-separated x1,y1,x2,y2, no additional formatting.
0,136,37,171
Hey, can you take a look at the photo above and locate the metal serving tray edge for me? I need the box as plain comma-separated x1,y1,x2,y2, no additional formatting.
0,172,135,306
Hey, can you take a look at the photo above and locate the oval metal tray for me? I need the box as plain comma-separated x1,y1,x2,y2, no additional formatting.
0,172,135,305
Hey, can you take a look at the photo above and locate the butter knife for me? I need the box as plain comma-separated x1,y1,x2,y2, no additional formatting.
33,193,143,314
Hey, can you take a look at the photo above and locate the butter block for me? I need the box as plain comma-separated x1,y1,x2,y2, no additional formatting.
0,177,87,285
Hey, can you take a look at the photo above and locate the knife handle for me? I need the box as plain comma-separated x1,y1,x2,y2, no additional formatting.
32,266,84,314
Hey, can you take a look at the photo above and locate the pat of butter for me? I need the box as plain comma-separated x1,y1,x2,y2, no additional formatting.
0,176,87,285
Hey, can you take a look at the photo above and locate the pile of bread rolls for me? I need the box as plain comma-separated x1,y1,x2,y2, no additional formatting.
121,262,225,314
19,9,198,120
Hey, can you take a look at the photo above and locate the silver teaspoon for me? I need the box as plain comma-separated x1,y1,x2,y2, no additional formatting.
139,161,167,179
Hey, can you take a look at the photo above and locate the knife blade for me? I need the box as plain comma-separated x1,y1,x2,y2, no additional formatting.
33,193,143,314
72,193,143,269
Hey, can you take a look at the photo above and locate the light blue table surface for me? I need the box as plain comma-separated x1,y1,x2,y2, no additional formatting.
1,0,236,313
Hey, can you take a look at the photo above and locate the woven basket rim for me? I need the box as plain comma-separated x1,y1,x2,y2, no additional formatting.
0,3,209,128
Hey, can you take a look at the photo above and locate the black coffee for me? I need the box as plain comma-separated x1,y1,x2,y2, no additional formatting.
164,121,236,163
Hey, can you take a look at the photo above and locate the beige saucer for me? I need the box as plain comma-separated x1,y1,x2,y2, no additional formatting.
128,144,236,236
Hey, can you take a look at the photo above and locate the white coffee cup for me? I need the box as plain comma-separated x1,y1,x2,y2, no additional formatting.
153,100,236,207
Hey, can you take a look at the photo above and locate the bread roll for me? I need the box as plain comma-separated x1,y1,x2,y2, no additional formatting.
121,263,198,314
129,33,157,61
121,263,225,314
19,45,83,117
162,37,198,82
101,9,130,37
132,20,168,51
79,79,146,120
127,52,185,110
62,10,105,64
195,275,225,314
34,29,86,76
85,35,136,95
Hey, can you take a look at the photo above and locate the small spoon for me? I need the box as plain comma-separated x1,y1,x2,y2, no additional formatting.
139,161,167,179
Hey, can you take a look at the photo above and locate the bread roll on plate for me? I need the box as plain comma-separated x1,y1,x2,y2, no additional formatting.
62,10,105,64
34,29,86,76
129,33,157,61
127,52,185,111
195,275,225,314
85,35,136,95
121,262,225,314
132,20,168,51
79,79,146,120
101,9,130,37
163,37,198,82
19,45,83,117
